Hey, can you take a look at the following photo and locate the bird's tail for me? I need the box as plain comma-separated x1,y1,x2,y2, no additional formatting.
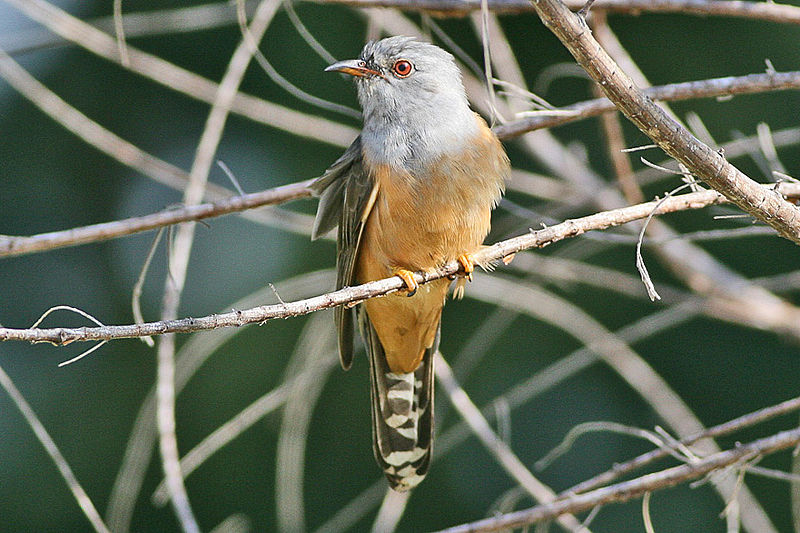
362,314,437,491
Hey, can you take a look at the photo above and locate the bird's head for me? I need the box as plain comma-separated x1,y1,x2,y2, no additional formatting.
325,36,469,125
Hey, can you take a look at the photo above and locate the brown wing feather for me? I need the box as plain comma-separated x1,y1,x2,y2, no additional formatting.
311,137,378,370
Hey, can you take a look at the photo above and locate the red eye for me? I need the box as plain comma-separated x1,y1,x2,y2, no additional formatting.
392,59,413,78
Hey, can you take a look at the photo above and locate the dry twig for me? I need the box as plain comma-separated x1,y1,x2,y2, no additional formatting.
0,181,314,258
435,427,800,532
567,395,800,495
314,0,800,23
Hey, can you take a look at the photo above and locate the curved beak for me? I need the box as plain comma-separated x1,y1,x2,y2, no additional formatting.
325,59,383,79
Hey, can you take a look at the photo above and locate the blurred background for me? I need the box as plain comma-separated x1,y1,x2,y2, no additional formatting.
1,1,800,531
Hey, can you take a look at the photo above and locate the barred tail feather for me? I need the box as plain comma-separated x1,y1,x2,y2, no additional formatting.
362,313,437,491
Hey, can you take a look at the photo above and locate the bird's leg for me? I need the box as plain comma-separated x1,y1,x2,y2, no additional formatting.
393,268,419,297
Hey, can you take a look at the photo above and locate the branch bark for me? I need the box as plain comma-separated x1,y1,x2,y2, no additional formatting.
2,183,798,345
530,0,800,244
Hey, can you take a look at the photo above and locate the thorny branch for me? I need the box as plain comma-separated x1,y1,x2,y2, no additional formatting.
2,183,799,345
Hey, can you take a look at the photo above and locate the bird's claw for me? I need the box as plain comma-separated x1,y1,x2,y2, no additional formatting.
457,254,474,282
394,269,419,297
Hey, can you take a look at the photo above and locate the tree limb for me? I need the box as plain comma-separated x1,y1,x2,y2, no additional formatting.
2,184,798,345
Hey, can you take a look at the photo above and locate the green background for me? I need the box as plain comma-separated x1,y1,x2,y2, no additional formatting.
1,1,799,531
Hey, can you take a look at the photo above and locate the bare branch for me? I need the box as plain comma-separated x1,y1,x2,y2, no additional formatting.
3,183,798,345
531,0,800,243
312,0,800,24
434,427,800,533
568,395,800,495
496,70,800,140
0,364,110,533
0,181,314,258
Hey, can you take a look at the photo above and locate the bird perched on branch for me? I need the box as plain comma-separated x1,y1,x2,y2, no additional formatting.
311,36,509,491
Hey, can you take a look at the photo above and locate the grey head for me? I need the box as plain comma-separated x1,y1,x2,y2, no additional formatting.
326,36,479,168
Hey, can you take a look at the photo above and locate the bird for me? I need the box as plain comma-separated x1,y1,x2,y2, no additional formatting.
311,36,510,491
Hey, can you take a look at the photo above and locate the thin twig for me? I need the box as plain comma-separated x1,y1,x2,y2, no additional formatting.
435,353,587,532
535,421,690,471
642,492,655,533
235,0,361,119
4,0,357,147
496,70,800,141
3,2,256,55
0,363,111,533
275,313,337,532
434,427,800,533
0,180,315,258
589,11,644,204
131,228,166,348
312,0,800,23
566,395,800,495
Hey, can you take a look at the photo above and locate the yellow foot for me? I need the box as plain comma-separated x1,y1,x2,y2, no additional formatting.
502,253,516,266
457,254,475,282
394,269,419,297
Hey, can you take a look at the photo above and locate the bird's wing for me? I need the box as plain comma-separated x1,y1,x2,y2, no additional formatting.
310,136,363,241
310,136,375,370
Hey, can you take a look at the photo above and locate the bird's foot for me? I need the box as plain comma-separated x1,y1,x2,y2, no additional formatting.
457,253,474,282
394,268,419,297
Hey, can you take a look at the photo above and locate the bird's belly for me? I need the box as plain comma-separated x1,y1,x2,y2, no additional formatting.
363,168,496,273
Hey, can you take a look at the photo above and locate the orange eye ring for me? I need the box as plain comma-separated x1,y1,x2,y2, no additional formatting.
392,59,413,78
